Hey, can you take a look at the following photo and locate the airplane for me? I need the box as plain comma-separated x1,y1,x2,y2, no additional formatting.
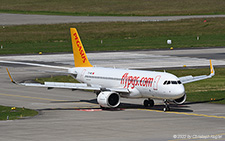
6,28,215,112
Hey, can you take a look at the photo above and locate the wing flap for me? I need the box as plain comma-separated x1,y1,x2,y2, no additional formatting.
22,82,101,90
21,82,129,93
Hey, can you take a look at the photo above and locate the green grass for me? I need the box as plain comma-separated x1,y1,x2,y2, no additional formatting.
0,105,38,120
168,67,225,104
1,0,225,16
36,67,225,104
187,91,225,104
0,17,225,54
167,67,225,93
36,75,79,84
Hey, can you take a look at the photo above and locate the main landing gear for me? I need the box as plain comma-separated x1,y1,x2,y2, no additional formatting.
163,99,170,112
143,98,154,107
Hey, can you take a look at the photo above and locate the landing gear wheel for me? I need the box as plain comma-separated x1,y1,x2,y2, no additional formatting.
144,100,149,107
149,99,154,107
163,107,167,112
163,107,170,112
143,99,155,108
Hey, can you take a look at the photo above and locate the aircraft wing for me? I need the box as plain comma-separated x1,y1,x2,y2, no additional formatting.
22,82,129,93
0,60,69,70
179,60,215,84
6,68,129,93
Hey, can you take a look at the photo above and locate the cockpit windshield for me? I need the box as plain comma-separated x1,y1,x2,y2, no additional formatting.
163,80,182,85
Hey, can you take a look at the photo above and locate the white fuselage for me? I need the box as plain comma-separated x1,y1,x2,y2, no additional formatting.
68,67,185,100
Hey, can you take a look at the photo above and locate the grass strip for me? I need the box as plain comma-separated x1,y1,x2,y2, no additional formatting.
1,0,225,16
167,67,225,93
35,75,79,84
0,18,225,54
0,105,38,120
187,91,225,104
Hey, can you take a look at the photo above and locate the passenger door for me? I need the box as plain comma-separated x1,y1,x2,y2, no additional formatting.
153,75,161,90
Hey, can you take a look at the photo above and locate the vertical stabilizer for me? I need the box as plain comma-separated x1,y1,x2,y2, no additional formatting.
70,28,93,67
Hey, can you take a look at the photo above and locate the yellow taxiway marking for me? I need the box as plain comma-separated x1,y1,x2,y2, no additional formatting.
138,109,225,119
0,93,97,105
1,93,224,118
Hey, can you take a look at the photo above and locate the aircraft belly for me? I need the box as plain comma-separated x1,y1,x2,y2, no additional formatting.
136,87,153,98
138,87,164,99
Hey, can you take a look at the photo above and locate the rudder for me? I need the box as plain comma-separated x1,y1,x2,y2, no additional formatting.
70,28,93,67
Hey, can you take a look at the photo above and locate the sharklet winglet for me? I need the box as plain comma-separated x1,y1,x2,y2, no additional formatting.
6,68,16,84
209,59,215,76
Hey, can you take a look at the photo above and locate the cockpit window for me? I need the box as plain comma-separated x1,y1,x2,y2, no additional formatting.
163,81,167,85
171,81,177,84
163,80,182,85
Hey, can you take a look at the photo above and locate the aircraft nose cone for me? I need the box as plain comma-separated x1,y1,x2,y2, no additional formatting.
175,85,185,97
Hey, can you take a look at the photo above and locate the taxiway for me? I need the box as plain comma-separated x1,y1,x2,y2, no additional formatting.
0,48,225,141
1,13,225,25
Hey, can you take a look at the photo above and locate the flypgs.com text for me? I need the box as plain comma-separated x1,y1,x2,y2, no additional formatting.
121,73,153,89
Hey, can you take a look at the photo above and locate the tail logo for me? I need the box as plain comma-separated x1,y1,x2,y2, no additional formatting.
73,33,87,63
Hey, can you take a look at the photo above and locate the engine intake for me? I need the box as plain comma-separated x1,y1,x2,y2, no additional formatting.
173,94,186,105
97,91,120,108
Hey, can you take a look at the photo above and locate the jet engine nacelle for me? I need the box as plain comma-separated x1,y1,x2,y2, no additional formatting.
173,94,186,105
97,91,120,108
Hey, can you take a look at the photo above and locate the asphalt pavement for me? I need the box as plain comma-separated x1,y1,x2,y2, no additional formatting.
0,48,225,141
1,13,225,141
1,13,225,25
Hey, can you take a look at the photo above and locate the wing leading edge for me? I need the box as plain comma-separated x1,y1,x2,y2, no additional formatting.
6,68,129,93
179,60,215,84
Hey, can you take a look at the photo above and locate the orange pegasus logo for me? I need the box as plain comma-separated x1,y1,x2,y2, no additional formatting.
73,33,87,63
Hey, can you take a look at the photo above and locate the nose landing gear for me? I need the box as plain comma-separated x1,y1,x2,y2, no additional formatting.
163,99,170,112
143,99,171,112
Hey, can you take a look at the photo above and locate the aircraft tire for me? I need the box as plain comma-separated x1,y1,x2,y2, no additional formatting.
143,100,150,107
149,100,154,107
